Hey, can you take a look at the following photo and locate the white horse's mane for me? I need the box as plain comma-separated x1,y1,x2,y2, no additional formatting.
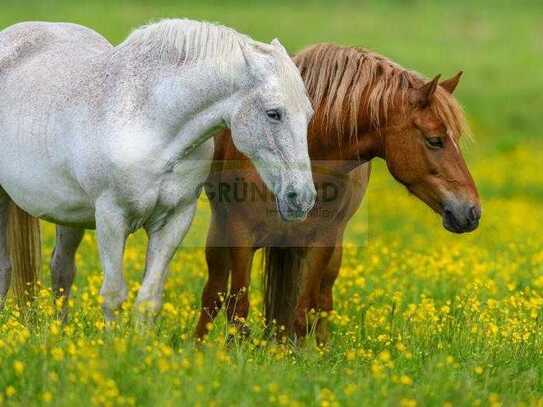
118,19,249,64
117,18,312,112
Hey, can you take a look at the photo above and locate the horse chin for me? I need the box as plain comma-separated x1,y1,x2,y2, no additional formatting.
442,217,465,234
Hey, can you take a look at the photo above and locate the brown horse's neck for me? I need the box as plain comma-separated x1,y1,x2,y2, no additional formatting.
340,128,385,169
307,112,387,174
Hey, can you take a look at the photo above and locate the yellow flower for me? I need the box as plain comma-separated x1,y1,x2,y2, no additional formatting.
13,360,24,375
355,277,366,287
49,322,61,336
371,361,384,379
5,386,16,397
51,347,65,361
400,375,413,385
378,350,391,362
163,302,177,316
42,391,53,403
400,399,417,407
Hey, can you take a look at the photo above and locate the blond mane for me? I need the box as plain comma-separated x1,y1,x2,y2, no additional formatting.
294,43,469,141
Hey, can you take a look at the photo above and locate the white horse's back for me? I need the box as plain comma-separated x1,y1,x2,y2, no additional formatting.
0,22,111,72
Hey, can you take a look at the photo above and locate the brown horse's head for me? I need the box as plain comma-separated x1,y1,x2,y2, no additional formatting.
382,72,481,233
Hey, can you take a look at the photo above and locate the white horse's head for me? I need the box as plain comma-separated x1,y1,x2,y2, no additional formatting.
230,39,316,222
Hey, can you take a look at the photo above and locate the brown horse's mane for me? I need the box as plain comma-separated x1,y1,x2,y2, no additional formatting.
294,43,469,143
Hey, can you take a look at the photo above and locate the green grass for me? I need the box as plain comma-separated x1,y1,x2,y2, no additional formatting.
1,1,543,406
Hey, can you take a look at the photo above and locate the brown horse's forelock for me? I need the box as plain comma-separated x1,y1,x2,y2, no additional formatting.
293,43,470,143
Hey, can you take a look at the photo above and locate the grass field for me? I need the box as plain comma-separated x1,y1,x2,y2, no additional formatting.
1,1,543,405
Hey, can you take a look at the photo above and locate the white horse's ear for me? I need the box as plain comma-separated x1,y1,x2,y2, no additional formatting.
271,38,289,56
240,41,259,78
240,41,271,82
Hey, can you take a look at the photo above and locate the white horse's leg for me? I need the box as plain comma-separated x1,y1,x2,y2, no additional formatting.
50,226,84,317
0,191,11,307
95,201,129,321
135,203,197,318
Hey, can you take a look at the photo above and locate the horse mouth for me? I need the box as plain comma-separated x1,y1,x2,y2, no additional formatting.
406,185,481,234
278,206,308,222
276,197,309,222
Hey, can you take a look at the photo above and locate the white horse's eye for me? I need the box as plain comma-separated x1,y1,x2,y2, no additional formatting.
266,109,282,122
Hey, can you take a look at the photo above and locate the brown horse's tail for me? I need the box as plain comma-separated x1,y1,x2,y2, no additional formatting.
263,247,304,337
7,203,41,301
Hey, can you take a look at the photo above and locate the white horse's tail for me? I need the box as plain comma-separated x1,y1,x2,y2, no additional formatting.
7,203,41,301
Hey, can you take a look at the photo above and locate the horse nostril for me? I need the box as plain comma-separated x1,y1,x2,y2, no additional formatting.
468,205,480,222
287,191,298,205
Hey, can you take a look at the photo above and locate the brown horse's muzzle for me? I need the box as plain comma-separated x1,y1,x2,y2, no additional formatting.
442,200,481,233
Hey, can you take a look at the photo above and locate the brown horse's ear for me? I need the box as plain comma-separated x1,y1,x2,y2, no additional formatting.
410,74,441,108
440,71,463,94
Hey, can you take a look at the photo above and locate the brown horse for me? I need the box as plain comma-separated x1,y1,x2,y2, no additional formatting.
194,43,481,344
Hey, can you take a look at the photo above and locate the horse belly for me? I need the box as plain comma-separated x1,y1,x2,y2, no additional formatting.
0,97,96,226
1,174,94,227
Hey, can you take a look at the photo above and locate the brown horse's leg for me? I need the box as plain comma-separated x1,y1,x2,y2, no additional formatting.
195,220,231,339
316,244,342,346
226,244,255,339
293,245,335,341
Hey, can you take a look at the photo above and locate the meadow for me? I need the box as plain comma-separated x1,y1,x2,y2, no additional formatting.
1,0,543,405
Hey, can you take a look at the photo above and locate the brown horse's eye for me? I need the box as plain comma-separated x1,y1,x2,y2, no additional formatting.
425,137,444,149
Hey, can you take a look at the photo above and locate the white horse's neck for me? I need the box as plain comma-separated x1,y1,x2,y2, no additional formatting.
147,57,248,130
108,19,251,133
105,44,249,166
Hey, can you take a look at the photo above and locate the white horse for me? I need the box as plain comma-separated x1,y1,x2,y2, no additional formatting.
0,19,316,319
